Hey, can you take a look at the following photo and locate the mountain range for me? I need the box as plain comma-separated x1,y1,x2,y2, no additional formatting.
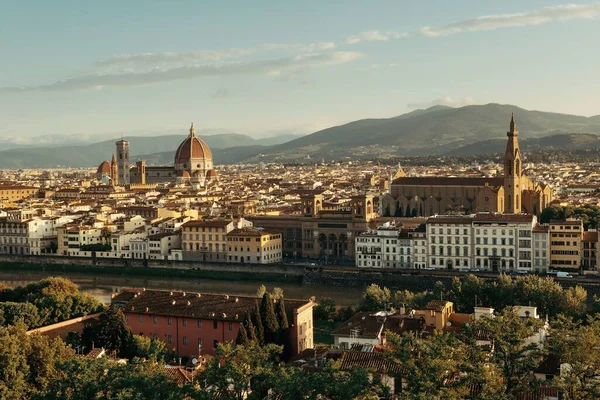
1,103,599,169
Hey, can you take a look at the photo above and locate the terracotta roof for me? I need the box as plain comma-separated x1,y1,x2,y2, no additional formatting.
97,161,111,175
174,135,212,162
332,312,388,339
112,288,310,322
339,351,404,375
473,213,534,223
533,225,549,233
425,300,450,311
392,177,504,187
162,367,193,385
428,216,473,225
227,228,281,237
182,219,232,228
583,231,598,242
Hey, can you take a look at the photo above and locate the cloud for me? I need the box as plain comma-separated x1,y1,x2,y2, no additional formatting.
363,63,398,71
346,30,409,44
407,96,476,109
211,88,229,99
93,42,337,71
420,2,600,37
0,52,361,92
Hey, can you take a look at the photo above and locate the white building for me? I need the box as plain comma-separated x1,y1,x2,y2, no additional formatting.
0,216,74,255
411,227,427,269
427,215,473,270
533,225,550,273
355,223,413,268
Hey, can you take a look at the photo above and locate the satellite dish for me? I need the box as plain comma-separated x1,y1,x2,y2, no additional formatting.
191,358,198,365
446,321,452,327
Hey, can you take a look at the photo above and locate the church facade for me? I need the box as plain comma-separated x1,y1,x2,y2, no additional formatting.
381,115,552,217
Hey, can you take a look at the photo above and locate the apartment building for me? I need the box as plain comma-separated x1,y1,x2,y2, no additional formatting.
427,215,473,270
0,185,38,202
0,216,72,255
355,223,412,268
472,213,536,271
581,230,598,270
226,227,282,264
532,225,550,272
411,226,427,269
181,219,234,262
57,225,107,256
549,219,583,270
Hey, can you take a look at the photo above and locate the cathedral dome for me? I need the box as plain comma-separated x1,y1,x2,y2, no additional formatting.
97,161,111,175
174,123,213,165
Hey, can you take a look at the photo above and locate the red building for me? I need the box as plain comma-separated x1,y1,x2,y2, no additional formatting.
112,288,314,358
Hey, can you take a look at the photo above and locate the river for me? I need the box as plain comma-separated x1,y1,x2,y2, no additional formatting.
0,270,363,306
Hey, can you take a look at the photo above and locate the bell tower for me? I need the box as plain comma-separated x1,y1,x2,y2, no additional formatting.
110,153,119,186
504,113,521,213
116,139,130,185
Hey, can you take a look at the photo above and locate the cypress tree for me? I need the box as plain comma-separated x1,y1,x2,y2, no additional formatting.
252,302,265,344
236,321,248,345
276,297,294,361
260,293,279,344
276,298,289,330
246,317,258,343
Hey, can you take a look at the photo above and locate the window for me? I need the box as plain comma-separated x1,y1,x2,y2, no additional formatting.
229,322,233,331
138,315,143,323
183,319,187,327
168,317,173,326
213,320,218,329
153,316,158,325
197,320,203,328
168,335,173,344
183,336,188,345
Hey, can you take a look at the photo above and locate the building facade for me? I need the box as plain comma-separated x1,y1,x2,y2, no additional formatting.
549,219,583,270
226,228,282,264
112,289,314,358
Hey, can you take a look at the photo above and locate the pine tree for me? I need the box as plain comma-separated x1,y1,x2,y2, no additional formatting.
260,293,279,344
236,321,248,345
252,302,265,344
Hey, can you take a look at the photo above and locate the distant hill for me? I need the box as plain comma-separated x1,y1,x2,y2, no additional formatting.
445,133,600,156
257,104,600,162
1,103,599,168
0,133,302,169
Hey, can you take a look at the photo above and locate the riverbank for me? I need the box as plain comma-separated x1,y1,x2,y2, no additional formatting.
0,260,302,284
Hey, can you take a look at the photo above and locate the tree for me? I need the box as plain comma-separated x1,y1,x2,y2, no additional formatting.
132,335,168,361
549,314,600,400
252,302,265,345
469,308,547,397
87,305,133,357
256,284,267,298
0,301,41,328
260,293,280,344
276,298,293,360
314,297,336,321
359,284,391,311
236,321,249,345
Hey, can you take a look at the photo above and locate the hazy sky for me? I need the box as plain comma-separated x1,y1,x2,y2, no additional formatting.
1,1,599,138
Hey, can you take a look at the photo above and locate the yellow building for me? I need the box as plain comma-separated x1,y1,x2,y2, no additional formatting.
549,219,583,270
226,228,282,264
181,219,234,262
0,186,38,202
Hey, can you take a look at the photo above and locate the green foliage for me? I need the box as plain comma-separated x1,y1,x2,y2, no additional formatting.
448,273,588,319
260,293,280,344
131,335,168,362
236,321,249,345
37,357,188,400
255,284,267,298
549,314,600,400
359,284,391,311
0,301,40,328
85,305,133,358
540,204,600,229
314,297,337,321
0,324,74,399
2,277,101,327
252,302,265,344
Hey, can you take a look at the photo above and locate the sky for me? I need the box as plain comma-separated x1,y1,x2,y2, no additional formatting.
1,0,599,139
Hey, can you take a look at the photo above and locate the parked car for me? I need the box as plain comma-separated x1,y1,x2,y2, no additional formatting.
556,271,573,278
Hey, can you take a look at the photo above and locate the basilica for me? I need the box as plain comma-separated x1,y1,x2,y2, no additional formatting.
96,123,218,187
380,115,552,217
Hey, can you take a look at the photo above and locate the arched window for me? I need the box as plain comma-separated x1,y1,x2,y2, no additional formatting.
516,194,520,208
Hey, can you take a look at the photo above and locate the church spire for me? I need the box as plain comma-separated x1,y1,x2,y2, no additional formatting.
508,113,517,136
190,122,196,137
